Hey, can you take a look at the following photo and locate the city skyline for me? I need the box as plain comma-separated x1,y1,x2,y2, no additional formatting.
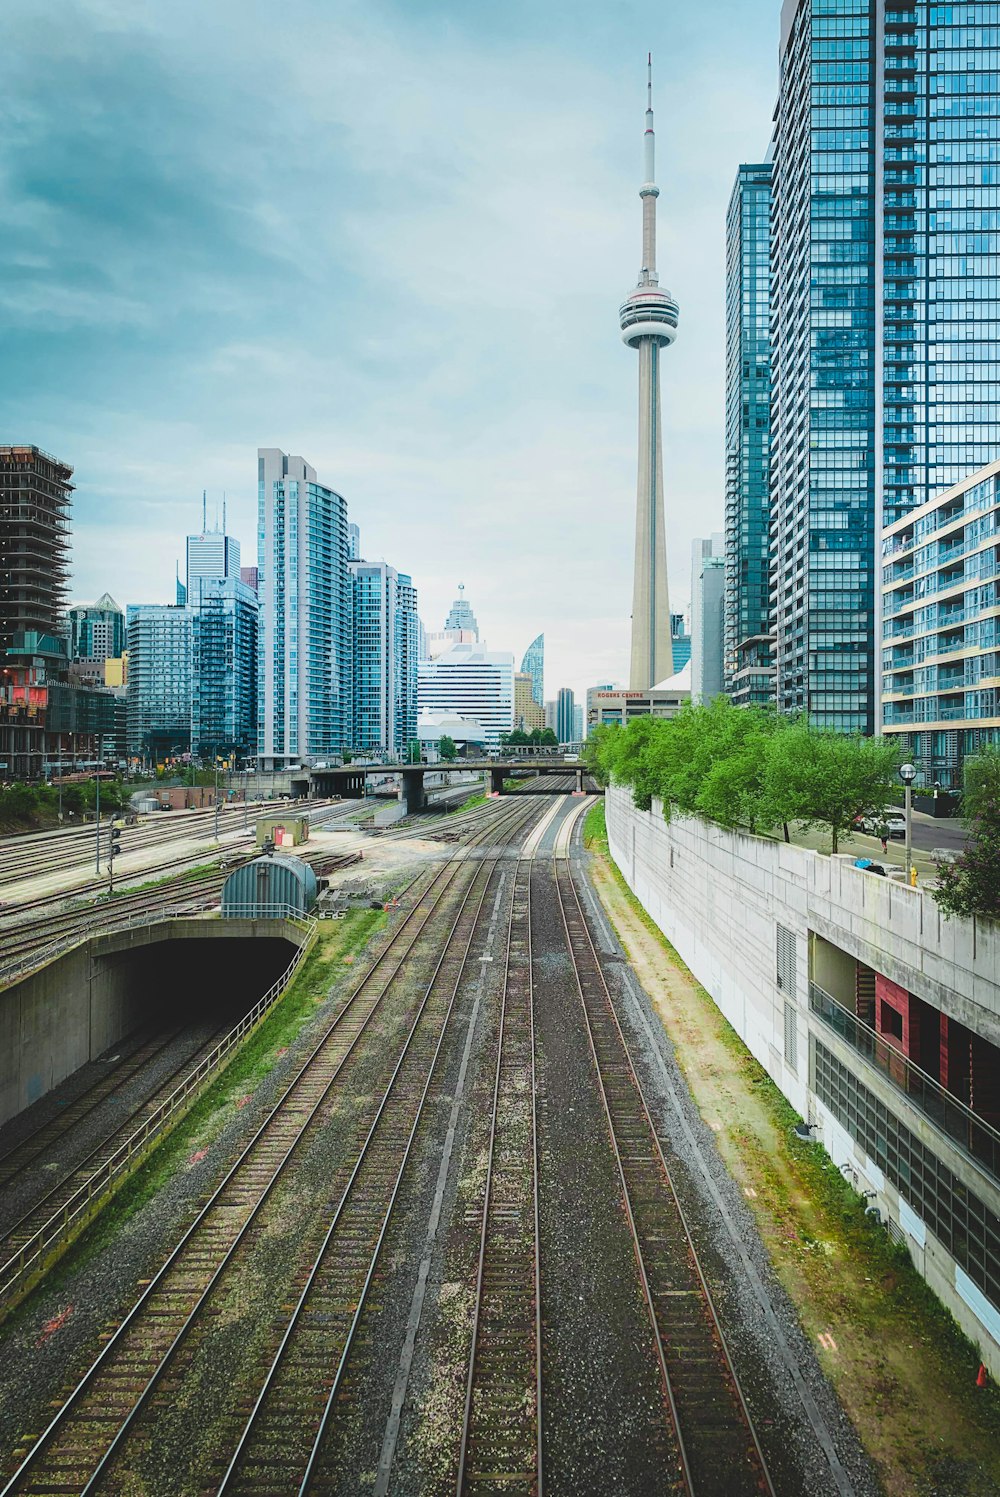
0,0,778,703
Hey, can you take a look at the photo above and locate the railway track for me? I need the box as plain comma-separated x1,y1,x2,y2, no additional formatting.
0,850,362,978
0,1020,237,1279
215,833,524,1494
0,795,544,1497
0,1026,189,1197
551,858,775,1497
457,856,541,1496
0,802,268,888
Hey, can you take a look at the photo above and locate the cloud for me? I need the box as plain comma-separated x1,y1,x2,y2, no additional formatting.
0,0,778,698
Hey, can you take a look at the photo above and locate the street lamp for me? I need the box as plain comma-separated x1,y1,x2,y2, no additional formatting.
899,762,918,886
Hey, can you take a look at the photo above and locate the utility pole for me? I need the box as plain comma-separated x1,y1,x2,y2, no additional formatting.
94,772,101,873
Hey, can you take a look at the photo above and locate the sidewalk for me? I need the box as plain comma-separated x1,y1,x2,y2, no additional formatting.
784,823,941,885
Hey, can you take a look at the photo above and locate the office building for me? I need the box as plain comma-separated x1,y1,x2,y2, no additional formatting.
882,460,1000,787
126,604,192,760
691,536,726,704
257,448,353,768
670,613,691,672
67,594,125,665
349,556,420,757
239,566,259,595
444,584,479,639
556,687,576,745
520,633,544,707
573,704,583,742
768,0,1000,733
724,161,774,709
418,644,513,748
544,700,557,733
395,572,420,755
620,60,679,690
190,577,259,763
514,672,545,733
187,529,240,595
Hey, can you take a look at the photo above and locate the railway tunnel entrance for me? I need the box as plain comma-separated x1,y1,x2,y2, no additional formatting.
0,922,302,1129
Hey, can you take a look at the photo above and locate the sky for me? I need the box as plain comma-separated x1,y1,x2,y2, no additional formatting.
0,0,778,702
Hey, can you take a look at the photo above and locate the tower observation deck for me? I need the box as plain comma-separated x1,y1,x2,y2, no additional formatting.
620,58,679,691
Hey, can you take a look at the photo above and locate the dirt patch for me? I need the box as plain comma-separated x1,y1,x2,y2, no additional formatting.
583,804,1000,1497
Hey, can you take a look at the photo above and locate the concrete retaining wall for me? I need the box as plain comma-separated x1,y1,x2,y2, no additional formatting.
605,786,1000,1372
0,919,302,1129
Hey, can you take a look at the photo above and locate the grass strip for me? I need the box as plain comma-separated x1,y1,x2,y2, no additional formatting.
2,909,385,1323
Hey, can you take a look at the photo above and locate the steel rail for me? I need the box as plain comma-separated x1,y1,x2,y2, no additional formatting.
0,1019,238,1261
551,860,775,1497
0,798,539,1496
84,799,541,1497
219,815,537,1496
456,856,542,1496
0,1025,187,1188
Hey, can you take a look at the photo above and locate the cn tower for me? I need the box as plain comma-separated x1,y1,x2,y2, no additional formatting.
620,56,679,691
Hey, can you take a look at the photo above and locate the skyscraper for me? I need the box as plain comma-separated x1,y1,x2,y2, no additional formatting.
520,633,544,707
0,446,72,658
67,594,125,665
126,604,192,760
417,644,514,748
514,672,545,732
257,448,352,768
690,536,726,704
187,530,240,596
349,556,420,757
620,59,679,690
724,162,774,709
768,0,1000,732
556,686,576,745
444,584,479,639
190,578,259,763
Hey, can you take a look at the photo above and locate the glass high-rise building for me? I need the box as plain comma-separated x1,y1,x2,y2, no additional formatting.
257,449,352,767
349,557,420,757
520,633,544,707
126,604,192,760
768,0,1000,733
556,686,576,745
190,577,259,763
724,162,774,709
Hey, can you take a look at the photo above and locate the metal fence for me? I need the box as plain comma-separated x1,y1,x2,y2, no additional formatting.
809,981,1000,1187
0,899,221,987
0,911,317,1313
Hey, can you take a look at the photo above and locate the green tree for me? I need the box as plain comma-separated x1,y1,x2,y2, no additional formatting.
438,734,457,762
406,739,421,765
762,723,898,853
933,746,1000,920
694,705,786,832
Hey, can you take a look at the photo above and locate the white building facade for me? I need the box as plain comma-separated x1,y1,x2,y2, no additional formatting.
417,643,514,748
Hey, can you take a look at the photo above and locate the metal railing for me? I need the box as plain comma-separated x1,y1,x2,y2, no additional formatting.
809,982,1000,1187
0,914,318,1313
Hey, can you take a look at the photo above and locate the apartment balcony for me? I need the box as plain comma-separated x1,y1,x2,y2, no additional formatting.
810,984,1000,1188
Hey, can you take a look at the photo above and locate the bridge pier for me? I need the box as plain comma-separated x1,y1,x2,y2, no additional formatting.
576,769,584,793
490,768,506,796
401,768,427,813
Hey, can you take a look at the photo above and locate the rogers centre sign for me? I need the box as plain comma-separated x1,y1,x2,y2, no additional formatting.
596,691,646,699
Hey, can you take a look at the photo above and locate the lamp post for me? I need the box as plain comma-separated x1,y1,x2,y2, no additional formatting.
899,762,918,885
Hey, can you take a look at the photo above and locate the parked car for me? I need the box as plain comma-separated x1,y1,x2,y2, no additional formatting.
862,812,906,839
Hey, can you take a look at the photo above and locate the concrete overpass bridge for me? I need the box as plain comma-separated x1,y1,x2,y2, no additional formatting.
304,756,595,812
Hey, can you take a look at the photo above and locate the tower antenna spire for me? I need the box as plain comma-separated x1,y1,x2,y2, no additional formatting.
619,58,679,691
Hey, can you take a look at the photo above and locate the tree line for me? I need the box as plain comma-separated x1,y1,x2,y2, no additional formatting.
585,699,899,854
585,699,1000,921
